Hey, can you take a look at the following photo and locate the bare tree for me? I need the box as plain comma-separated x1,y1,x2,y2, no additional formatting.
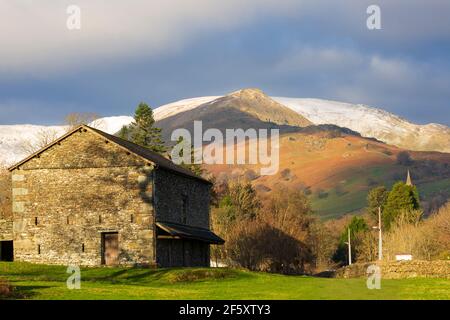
64,112,102,130
20,128,60,156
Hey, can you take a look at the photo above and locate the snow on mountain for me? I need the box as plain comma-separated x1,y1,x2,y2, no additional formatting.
90,116,134,134
153,96,220,121
152,94,450,153
0,116,133,167
1,92,450,167
272,97,450,153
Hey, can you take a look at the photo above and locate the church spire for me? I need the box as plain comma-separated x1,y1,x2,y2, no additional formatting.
406,169,413,186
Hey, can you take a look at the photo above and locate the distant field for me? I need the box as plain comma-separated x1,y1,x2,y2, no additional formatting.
310,164,450,218
310,165,395,218
1,262,449,300
418,178,450,198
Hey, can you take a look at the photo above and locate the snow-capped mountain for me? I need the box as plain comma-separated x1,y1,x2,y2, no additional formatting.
273,97,450,153
153,96,221,121
152,92,450,153
1,89,450,167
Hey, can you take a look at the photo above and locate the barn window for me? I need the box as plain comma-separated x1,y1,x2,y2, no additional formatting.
37,244,41,254
99,215,102,223
82,243,85,253
67,216,70,225
130,214,134,223
182,196,188,224
34,217,38,225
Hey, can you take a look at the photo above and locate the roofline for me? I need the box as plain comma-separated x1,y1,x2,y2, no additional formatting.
8,124,212,185
154,164,212,185
8,125,88,171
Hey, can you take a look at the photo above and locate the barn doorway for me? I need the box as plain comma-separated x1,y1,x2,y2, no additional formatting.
0,241,14,261
101,233,119,266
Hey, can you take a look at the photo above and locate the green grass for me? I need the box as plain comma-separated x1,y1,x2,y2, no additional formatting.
310,165,395,218
1,262,449,300
418,178,450,198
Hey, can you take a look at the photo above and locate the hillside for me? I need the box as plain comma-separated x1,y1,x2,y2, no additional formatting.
276,97,450,153
204,129,450,218
151,90,450,153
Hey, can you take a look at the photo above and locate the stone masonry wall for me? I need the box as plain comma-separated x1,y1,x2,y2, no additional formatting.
11,128,155,266
0,219,13,241
154,168,210,228
154,168,211,267
336,260,450,279
0,171,13,241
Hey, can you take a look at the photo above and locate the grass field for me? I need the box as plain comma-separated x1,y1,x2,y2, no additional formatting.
1,262,449,300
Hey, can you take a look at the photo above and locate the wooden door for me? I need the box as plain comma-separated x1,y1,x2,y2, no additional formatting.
102,233,119,265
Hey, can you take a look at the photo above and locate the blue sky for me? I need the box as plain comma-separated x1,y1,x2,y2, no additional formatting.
0,0,449,125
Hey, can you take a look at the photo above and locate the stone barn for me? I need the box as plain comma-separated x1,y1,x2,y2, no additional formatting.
0,125,223,267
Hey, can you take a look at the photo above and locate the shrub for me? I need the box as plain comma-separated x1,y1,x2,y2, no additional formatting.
0,278,15,299
317,189,329,199
225,219,312,274
165,269,237,283
224,188,315,274
396,151,413,166
382,204,449,261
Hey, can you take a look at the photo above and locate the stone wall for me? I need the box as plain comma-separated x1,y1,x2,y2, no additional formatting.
0,219,13,241
10,129,155,266
154,168,210,228
0,170,12,240
336,260,450,279
154,168,211,267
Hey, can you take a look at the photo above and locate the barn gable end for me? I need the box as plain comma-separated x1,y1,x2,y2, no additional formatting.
8,126,156,265
11,127,148,171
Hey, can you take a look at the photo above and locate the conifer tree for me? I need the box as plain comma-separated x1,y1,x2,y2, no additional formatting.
383,182,420,229
367,186,388,219
118,102,166,154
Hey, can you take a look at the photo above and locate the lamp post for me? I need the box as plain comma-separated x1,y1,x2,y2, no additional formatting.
372,207,383,261
344,227,352,265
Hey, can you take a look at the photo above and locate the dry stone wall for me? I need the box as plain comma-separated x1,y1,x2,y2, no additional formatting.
336,260,450,279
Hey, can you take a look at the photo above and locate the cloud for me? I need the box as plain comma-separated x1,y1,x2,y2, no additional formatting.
2,1,450,76
276,47,365,73
272,44,450,123
0,0,301,75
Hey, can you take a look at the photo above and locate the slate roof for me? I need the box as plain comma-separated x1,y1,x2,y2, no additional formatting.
156,221,225,244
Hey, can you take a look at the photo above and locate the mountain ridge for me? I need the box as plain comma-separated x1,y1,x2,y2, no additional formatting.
151,90,450,153
1,88,450,167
